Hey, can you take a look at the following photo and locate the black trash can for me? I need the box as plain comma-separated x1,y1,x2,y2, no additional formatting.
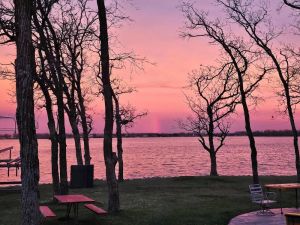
70,165,94,188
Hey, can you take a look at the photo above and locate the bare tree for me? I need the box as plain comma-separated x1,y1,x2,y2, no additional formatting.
0,0,15,44
181,2,268,183
113,96,147,181
33,0,69,194
284,0,300,10
35,49,60,195
14,0,40,224
180,63,239,176
97,0,120,213
58,0,97,165
0,0,61,195
277,47,300,108
217,0,300,182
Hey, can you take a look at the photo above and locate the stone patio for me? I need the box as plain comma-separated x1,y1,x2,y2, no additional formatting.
228,208,300,225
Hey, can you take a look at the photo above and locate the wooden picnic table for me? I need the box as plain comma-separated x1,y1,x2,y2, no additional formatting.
265,183,300,214
54,194,95,224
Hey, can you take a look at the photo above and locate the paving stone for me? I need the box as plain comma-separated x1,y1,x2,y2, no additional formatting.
228,208,300,225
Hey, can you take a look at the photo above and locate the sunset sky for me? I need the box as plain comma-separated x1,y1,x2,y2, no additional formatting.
0,0,299,133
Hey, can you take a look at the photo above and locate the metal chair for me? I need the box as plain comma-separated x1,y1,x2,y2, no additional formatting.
249,184,277,216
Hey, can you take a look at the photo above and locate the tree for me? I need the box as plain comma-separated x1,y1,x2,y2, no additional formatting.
34,0,96,167
283,0,300,10
113,97,147,181
217,0,300,182
97,0,120,212
33,0,68,194
58,0,97,165
0,0,61,195
180,63,239,176
14,0,40,224
35,49,60,195
181,2,268,183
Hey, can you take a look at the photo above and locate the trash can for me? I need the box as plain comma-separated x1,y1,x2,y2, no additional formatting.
70,165,94,188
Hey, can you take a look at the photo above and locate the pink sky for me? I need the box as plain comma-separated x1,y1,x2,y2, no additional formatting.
0,0,299,133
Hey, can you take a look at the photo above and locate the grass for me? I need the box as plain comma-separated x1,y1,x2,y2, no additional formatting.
0,176,298,225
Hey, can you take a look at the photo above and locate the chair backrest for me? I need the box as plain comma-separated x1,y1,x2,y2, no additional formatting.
249,184,264,203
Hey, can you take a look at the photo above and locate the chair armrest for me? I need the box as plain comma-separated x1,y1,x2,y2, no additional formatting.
265,191,276,201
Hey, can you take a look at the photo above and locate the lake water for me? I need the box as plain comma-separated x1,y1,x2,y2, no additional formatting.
0,137,297,183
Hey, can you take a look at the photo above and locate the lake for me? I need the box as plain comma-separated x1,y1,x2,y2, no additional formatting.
0,136,296,183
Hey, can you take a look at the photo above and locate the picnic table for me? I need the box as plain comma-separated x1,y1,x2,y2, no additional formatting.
265,183,300,214
54,194,95,224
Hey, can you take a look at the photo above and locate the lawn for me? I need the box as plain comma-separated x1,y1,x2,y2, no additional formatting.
0,176,297,225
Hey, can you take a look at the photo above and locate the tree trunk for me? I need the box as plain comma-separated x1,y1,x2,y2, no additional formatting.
38,78,60,195
282,79,300,182
209,152,218,176
270,55,300,182
49,121,60,195
112,93,124,181
68,113,83,165
238,77,259,184
32,3,68,194
207,107,218,176
15,0,40,224
77,88,91,165
97,0,120,213
57,95,69,194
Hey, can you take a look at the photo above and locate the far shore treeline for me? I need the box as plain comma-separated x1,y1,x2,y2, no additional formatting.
1,130,300,139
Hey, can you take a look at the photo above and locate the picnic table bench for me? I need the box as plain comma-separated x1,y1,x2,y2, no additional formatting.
84,203,107,215
40,206,56,218
40,206,56,224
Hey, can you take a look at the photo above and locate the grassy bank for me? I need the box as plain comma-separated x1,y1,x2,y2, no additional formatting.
0,176,297,225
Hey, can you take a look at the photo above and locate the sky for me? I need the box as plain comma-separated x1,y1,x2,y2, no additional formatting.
0,0,299,134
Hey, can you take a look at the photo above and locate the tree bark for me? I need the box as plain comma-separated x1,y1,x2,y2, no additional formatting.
207,107,218,176
225,46,259,184
237,73,259,184
77,87,91,165
15,0,40,224
271,56,300,182
67,111,83,165
36,49,60,195
37,79,60,195
48,115,60,195
112,93,124,181
97,0,120,212
57,95,68,194
63,80,84,166
209,152,218,176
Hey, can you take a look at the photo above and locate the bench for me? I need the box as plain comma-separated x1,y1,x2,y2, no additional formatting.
84,204,107,215
285,213,300,225
39,206,56,218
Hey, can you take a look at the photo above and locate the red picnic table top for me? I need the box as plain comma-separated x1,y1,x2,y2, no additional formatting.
265,183,300,189
54,194,95,204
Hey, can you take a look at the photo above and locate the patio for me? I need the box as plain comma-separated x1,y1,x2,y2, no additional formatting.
228,208,300,225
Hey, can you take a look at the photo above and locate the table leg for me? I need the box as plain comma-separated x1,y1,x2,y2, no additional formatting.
296,189,298,209
280,189,283,214
66,203,72,218
74,204,79,225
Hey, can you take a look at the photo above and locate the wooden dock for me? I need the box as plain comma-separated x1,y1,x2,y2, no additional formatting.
0,146,21,176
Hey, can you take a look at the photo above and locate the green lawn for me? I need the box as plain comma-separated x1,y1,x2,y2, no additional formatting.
0,176,298,225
